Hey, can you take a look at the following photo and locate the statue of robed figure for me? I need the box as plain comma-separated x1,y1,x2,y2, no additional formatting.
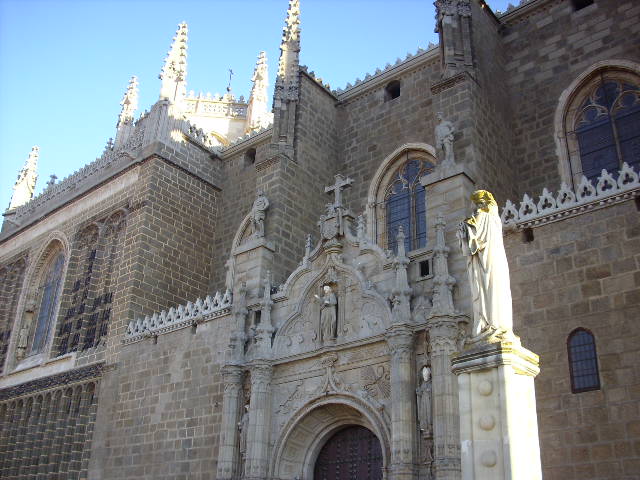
457,190,513,338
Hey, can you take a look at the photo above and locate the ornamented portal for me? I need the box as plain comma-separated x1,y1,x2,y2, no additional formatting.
313,425,383,480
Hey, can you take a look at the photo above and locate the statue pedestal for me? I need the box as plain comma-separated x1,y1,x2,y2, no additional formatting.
451,338,542,480
233,237,275,295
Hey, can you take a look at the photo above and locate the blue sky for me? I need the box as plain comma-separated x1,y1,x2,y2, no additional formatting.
0,0,513,212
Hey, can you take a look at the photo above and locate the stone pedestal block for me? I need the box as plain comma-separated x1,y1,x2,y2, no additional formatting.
451,339,542,480
233,237,275,296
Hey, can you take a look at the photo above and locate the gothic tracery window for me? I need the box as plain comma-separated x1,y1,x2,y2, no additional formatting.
382,153,435,252
566,72,640,183
29,250,65,355
567,328,600,393
56,209,126,355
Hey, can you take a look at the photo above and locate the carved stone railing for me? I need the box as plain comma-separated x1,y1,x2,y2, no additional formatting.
124,289,232,343
501,163,640,228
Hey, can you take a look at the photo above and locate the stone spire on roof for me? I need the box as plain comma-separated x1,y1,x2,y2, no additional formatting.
8,146,39,210
246,51,273,133
275,0,300,101
159,21,188,103
117,76,139,128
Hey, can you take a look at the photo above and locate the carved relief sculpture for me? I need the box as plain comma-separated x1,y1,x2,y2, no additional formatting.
315,285,337,345
251,191,269,238
457,190,513,337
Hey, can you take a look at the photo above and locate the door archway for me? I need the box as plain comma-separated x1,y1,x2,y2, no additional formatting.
313,425,383,480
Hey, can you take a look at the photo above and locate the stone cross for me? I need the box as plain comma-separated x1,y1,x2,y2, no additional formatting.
324,174,353,208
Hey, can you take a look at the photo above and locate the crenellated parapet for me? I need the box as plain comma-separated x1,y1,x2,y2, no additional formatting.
501,163,640,228
124,289,233,343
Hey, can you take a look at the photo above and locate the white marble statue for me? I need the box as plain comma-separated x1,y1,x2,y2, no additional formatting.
435,112,456,166
457,190,513,337
315,285,337,344
251,191,269,238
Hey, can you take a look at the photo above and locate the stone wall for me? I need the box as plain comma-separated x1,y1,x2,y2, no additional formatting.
340,56,442,216
506,199,640,479
502,0,640,197
90,315,232,480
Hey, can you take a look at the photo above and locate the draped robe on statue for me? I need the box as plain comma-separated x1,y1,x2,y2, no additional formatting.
458,193,513,337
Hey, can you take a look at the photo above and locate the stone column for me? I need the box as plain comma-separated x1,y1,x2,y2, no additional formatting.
451,339,542,480
243,362,273,480
386,325,417,480
427,318,463,480
216,365,244,480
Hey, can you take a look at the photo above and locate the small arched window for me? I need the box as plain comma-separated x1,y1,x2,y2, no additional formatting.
565,71,640,183
567,328,600,393
384,154,435,252
30,251,65,354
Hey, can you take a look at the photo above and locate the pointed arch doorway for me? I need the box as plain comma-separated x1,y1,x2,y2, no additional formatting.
313,425,383,480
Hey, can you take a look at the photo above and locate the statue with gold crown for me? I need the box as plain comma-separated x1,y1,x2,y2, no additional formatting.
457,190,513,339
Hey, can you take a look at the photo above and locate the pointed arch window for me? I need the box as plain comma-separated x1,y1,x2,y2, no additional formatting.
383,154,435,253
566,72,640,183
567,328,600,393
30,252,65,355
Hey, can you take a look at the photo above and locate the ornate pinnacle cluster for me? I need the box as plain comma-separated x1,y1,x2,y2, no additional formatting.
117,76,139,127
246,51,272,132
275,0,300,97
159,22,188,102
8,146,39,210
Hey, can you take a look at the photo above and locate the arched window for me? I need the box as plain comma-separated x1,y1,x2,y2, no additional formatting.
567,328,600,393
383,154,435,252
562,67,640,184
30,251,65,354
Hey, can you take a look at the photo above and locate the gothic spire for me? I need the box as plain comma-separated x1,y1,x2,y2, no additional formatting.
117,76,139,128
8,146,39,210
275,0,300,99
159,21,188,103
246,51,272,132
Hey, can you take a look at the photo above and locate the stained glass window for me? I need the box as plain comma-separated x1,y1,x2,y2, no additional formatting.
567,328,600,393
572,79,640,181
31,252,65,354
384,155,434,253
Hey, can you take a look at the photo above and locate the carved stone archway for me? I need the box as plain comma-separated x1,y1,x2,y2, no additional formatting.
271,394,391,480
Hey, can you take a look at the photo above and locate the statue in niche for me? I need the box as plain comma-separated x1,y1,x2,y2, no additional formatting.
15,301,36,361
416,365,433,435
435,112,456,166
315,285,337,344
250,191,269,238
457,190,513,338
238,404,250,459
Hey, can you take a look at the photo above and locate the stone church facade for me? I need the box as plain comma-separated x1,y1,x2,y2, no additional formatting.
0,0,639,479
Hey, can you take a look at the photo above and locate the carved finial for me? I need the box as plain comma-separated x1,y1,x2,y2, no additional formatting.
117,76,139,128
46,174,58,189
8,146,39,210
246,51,273,133
159,22,188,103
263,270,272,301
396,225,407,258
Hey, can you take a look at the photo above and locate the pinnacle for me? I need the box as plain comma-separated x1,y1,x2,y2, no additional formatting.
159,22,189,101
